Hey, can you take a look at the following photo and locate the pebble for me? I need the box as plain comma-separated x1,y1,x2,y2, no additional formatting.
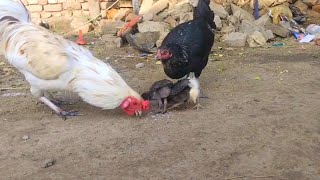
22,135,29,140
135,63,145,68
42,159,55,168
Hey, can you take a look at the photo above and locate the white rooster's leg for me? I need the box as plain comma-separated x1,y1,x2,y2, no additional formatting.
39,96,64,115
39,97,81,120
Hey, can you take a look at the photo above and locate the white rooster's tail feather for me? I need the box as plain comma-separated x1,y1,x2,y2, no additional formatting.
0,0,31,23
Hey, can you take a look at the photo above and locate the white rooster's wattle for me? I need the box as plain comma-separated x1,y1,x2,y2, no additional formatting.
0,0,150,119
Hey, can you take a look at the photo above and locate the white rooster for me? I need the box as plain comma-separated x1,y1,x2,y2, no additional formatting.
0,0,150,119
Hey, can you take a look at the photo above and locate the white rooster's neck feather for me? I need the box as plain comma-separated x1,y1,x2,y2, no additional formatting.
0,0,142,110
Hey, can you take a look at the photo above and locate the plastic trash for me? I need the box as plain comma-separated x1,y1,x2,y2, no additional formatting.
306,24,320,35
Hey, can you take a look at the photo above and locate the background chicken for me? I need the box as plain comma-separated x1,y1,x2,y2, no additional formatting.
0,0,150,119
155,0,215,109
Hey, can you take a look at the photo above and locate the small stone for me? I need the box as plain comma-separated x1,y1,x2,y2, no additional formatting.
228,15,240,25
100,20,125,35
209,2,228,19
113,8,130,21
22,135,29,140
135,63,145,68
224,32,248,47
312,4,320,13
221,25,236,34
294,0,308,13
214,15,222,29
143,13,154,21
42,159,55,168
239,19,264,34
164,16,178,28
261,29,275,41
231,4,255,22
303,0,319,7
138,21,170,33
247,31,267,47
156,61,162,64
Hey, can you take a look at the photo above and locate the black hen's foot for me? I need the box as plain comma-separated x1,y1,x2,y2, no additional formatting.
58,110,83,120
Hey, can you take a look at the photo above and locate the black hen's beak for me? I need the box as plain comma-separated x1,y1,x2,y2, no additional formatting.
155,50,161,60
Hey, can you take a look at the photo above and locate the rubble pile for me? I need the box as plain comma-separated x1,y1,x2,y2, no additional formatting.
96,0,320,49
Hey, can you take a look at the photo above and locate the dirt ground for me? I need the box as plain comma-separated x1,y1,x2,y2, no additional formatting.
1,35,320,180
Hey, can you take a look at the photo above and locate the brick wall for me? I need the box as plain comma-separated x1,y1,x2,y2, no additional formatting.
21,0,118,19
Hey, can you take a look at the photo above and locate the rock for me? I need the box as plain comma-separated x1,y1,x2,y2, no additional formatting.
113,8,131,21
156,31,169,47
152,15,163,22
138,21,170,33
168,1,193,19
224,32,248,47
136,63,145,68
188,0,198,7
147,0,169,15
221,25,236,34
307,9,320,18
254,14,271,27
239,19,264,34
228,15,240,25
231,4,255,22
143,13,155,21
126,32,160,52
294,0,308,13
179,12,193,24
210,2,228,19
106,8,118,19
125,13,135,22
103,34,123,48
139,0,155,15
100,20,125,34
264,21,291,37
158,9,170,20
70,18,92,34
42,159,55,168
261,29,275,40
312,4,320,13
164,16,178,27
88,0,100,18
247,31,267,47
303,0,318,7
214,15,222,29
22,135,29,140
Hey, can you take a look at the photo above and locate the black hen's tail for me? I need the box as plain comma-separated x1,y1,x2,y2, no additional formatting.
193,0,216,29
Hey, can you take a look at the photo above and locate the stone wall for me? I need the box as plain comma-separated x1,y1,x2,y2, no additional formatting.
21,0,119,20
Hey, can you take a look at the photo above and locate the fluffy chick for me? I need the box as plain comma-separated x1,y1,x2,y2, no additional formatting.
141,79,173,113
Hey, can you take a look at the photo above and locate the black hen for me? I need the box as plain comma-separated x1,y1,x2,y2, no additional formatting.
156,0,215,79
155,0,215,109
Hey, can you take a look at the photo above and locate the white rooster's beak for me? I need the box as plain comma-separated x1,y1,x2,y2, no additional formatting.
135,110,142,117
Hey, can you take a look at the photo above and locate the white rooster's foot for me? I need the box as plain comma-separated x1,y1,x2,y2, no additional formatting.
39,97,83,120
58,110,83,120
192,103,204,111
